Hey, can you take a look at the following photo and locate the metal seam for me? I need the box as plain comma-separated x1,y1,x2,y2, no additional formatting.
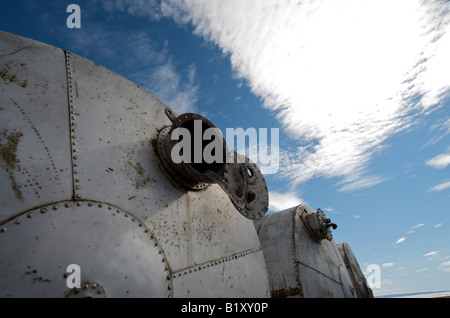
0,199,174,297
292,208,304,297
64,51,78,201
171,247,263,279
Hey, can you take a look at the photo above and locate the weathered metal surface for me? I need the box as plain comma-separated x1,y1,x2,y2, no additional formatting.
0,201,172,297
301,207,337,241
338,242,374,298
255,204,359,298
172,247,268,297
0,31,271,298
0,31,72,221
155,111,269,221
64,50,180,222
147,185,271,297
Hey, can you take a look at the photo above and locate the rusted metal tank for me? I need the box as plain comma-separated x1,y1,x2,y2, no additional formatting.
0,31,372,298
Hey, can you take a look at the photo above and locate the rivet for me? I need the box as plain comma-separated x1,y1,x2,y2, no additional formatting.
14,218,21,225
73,149,78,153
77,202,82,206
0,228,6,233
75,179,80,182
88,202,93,207
98,204,102,208
53,205,59,210
73,155,78,160
27,213,34,218
40,208,47,214
91,283,97,289
65,203,71,208
75,185,81,190
76,194,81,199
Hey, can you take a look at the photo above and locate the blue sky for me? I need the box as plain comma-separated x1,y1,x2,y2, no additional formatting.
1,0,449,296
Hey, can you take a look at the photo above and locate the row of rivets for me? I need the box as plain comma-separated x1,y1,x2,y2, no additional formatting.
65,51,81,199
172,247,263,279
0,200,173,297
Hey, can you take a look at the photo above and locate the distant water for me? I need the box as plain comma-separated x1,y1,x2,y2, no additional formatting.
378,290,450,298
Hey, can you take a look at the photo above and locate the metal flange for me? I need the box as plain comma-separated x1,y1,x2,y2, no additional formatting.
155,110,269,220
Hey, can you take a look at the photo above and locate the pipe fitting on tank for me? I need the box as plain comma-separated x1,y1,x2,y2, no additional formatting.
300,207,337,241
155,108,269,220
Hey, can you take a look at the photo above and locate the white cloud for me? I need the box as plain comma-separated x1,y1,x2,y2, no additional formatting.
159,0,450,189
132,60,199,114
429,180,450,192
423,251,438,257
440,261,450,267
416,268,428,272
411,223,425,229
428,119,450,145
383,263,394,268
268,191,304,212
63,25,199,114
434,223,443,228
395,237,406,244
426,153,450,169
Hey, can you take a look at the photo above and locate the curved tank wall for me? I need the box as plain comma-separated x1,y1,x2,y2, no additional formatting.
0,31,270,298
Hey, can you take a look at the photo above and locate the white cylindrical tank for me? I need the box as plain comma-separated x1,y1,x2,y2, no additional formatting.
0,31,270,298
0,31,371,298
255,204,366,298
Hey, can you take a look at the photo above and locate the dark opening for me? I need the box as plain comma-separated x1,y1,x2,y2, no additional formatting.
179,119,226,174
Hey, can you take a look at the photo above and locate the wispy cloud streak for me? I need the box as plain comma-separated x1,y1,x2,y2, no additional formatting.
158,0,450,190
